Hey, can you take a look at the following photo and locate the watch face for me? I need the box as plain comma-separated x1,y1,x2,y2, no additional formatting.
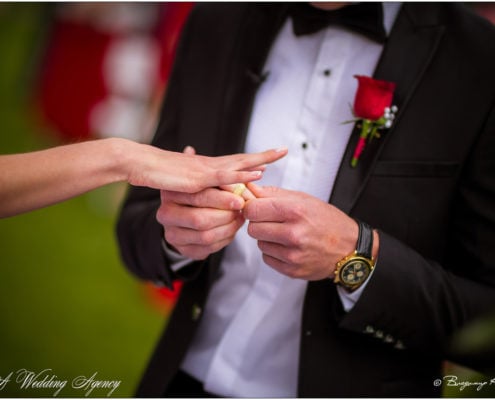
340,257,372,287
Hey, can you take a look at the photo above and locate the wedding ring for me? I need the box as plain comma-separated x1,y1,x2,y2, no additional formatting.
232,183,247,197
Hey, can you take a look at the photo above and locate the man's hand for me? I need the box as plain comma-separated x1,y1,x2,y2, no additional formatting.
157,188,246,260
155,145,253,260
243,183,371,281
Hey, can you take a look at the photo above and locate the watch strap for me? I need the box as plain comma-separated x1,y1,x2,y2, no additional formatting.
355,220,373,259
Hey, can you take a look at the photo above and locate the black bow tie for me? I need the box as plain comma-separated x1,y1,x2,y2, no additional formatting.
288,2,386,43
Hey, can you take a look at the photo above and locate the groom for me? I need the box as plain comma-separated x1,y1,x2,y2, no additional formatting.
117,3,495,397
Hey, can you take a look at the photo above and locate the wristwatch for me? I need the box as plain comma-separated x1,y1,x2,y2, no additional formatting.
334,220,375,292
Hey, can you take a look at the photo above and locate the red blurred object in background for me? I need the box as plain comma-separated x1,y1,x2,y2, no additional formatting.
35,3,193,311
156,2,194,87
37,19,112,141
472,3,495,24
36,3,193,143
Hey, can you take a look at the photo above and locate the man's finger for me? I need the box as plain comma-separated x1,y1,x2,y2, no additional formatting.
243,197,289,222
246,182,289,199
164,187,245,210
247,221,288,243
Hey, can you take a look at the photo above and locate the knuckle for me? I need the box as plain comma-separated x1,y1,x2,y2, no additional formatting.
286,227,303,247
285,250,301,266
156,209,165,225
156,211,172,228
262,253,274,268
244,201,258,220
162,190,180,203
189,213,208,230
197,230,215,246
160,190,171,202
215,170,228,183
156,204,174,225
256,240,265,252
163,228,179,245
247,222,258,238
284,263,305,279
286,269,299,279
286,202,306,221
193,189,213,207
292,202,305,216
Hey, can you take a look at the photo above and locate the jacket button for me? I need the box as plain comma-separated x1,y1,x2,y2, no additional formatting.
384,334,394,343
192,304,202,321
374,330,384,339
394,340,406,350
364,325,375,334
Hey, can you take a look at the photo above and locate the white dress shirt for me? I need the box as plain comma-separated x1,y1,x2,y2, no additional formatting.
179,4,401,397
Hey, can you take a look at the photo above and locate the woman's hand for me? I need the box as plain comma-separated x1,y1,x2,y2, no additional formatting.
124,140,288,193
0,137,286,218
157,187,246,260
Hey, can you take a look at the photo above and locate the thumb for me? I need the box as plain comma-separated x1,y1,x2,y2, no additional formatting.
247,182,287,199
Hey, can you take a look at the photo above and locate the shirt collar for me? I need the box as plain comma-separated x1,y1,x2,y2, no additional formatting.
382,2,402,36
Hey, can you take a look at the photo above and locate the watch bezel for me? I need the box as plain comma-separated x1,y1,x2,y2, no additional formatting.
334,253,375,291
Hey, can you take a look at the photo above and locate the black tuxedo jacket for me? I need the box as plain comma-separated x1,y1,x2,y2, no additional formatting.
117,3,495,397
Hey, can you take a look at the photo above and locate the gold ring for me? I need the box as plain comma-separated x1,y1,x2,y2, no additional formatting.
232,183,246,197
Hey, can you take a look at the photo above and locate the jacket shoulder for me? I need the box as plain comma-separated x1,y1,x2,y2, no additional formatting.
405,3,495,52
185,3,279,33
402,3,495,76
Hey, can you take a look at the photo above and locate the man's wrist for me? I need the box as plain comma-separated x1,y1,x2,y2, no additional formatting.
333,220,376,292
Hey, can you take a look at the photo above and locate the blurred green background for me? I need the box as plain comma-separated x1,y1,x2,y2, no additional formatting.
0,2,494,398
0,3,164,397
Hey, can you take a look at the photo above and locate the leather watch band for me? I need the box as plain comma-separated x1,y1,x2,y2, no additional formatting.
355,220,373,259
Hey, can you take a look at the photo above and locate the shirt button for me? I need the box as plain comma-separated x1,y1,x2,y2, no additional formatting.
305,330,312,336
301,142,308,149
323,69,332,77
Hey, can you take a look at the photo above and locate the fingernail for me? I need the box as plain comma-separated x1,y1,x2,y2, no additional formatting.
276,146,288,153
251,171,262,177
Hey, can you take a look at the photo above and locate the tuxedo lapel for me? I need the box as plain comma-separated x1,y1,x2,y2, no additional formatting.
214,4,289,156
330,4,446,214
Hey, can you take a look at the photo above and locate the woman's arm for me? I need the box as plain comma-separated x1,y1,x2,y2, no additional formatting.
0,137,287,218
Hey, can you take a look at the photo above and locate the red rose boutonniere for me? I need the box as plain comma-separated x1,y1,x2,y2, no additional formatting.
346,75,397,167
